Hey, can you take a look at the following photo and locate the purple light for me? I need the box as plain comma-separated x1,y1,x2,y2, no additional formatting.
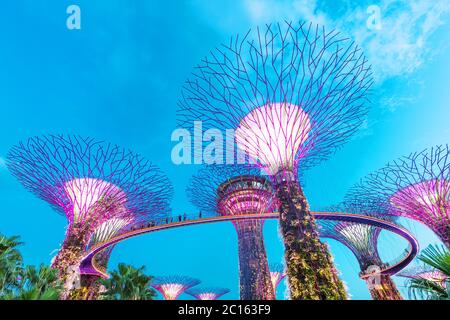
186,287,230,300
269,263,286,291
6,135,172,291
187,165,276,300
235,103,311,175
151,276,200,300
347,145,450,247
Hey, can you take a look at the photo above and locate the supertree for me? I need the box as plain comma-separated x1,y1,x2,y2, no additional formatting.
269,263,286,296
177,21,372,299
397,264,448,299
317,203,403,300
186,287,230,300
187,164,276,300
6,135,172,298
151,276,200,300
397,265,447,285
347,145,450,248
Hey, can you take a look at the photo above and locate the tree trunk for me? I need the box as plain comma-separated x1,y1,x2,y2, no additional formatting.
51,223,94,299
67,275,102,300
275,178,347,300
367,275,403,300
235,219,275,300
360,257,403,300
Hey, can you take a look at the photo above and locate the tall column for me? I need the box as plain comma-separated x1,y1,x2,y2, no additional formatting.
235,219,275,300
367,275,403,300
276,176,347,300
360,258,403,300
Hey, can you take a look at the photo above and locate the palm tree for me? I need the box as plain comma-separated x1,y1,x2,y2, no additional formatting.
407,244,450,300
0,234,24,297
1,234,62,300
11,265,63,300
100,263,156,300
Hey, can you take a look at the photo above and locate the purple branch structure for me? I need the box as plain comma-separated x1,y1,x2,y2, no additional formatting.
187,164,276,300
397,265,447,285
346,145,450,248
269,263,286,295
317,203,403,300
186,287,230,300
178,21,372,299
6,135,172,298
151,276,200,300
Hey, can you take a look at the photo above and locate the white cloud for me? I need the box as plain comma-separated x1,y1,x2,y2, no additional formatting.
192,0,450,83
243,0,450,82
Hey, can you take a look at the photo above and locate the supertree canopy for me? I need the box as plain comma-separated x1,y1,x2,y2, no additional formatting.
317,203,403,300
187,164,276,300
269,263,286,295
347,145,450,248
151,276,200,300
397,265,447,285
186,287,230,300
6,135,173,298
178,21,372,299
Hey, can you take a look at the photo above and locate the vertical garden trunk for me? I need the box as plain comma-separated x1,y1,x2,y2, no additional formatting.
67,246,112,300
51,225,89,299
235,220,275,300
68,275,102,300
360,257,403,300
275,176,347,300
367,275,403,300
51,223,97,299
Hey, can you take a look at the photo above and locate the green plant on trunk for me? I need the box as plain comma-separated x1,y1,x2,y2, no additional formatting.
277,180,348,300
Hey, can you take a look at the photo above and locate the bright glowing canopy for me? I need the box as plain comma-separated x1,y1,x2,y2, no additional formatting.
151,276,200,300
64,178,128,225
346,145,450,246
390,179,449,229
186,287,230,300
235,103,311,175
6,135,173,228
178,21,372,171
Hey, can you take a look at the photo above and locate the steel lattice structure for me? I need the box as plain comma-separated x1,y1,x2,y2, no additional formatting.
6,135,173,299
187,164,276,300
186,287,230,300
317,203,385,271
178,21,373,173
347,145,450,248
178,21,372,299
397,265,447,284
269,263,286,294
151,276,200,300
317,203,403,300
88,216,136,274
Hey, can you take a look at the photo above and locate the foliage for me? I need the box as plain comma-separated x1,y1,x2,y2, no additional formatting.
100,263,156,300
407,245,450,300
0,234,23,296
0,234,62,300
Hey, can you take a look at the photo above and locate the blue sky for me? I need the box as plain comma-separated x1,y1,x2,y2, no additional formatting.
0,0,449,299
